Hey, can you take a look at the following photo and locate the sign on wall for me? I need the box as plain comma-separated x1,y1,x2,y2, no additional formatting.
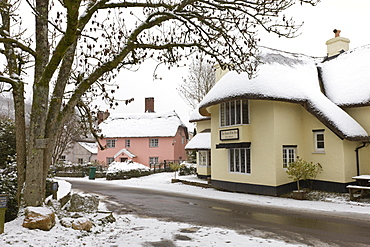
220,129,239,141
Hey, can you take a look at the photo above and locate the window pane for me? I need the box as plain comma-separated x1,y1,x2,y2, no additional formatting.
235,149,240,172
242,100,249,124
317,134,324,141
220,103,225,126
241,148,246,173
246,148,251,173
283,149,287,168
225,102,230,126
230,101,235,125
229,149,234,172
235,100,241,125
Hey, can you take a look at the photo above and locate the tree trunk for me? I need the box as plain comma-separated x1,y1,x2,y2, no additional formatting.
24,0,50,206
12,84,27,205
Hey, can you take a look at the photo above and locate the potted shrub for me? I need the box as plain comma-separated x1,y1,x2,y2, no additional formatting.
286,157,322,200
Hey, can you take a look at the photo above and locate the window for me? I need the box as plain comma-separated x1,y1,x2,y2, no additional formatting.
149,138,159,147
313,130,325,152
125,139,131,148
120,157,128,162
229,148,250,174
282,146,297,168
60,155,66,161
107,157,114,164
106,139,116,148
149,157,159,165
77,158,84,164
199,150,211,167
220,100,249,127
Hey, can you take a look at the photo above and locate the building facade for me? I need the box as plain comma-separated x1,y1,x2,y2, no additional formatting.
194,33,370,195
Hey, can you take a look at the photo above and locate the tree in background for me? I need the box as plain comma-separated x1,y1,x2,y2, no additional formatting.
178,56,216,109
0,116,16,168
0,0,320,207
0,116,18,222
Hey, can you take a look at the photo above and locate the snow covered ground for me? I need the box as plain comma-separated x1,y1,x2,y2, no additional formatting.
1,172,370,246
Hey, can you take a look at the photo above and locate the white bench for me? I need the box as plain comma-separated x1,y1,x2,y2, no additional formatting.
347,185,370,200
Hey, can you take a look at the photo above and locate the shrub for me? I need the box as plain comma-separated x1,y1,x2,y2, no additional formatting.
286,157,322,191
0,162,18,222
179,163,197,176
106,161,152,180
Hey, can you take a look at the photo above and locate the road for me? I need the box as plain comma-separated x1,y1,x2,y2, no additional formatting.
67,179,370,246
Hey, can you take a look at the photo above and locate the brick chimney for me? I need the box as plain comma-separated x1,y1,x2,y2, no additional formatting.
325,29,350,58
97,110,110,124
145,97,155,113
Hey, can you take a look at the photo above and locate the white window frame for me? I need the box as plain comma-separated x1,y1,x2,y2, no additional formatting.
282,146,297,168
149,157,159,165
220,100,249,127
313,130,325,153
106,139,116,148
228,148,251,174
125,139,131,148
198,150,211,167
149,138,159,147
107,157,114,164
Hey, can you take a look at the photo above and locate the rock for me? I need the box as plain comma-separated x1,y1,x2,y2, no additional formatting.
72,217,93,231
69,193,99,213
60,217,73,228
93,211,116,225
22,207,56,231
60,217,93,231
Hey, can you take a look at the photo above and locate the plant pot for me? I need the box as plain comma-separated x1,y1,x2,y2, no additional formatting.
292,190,307,200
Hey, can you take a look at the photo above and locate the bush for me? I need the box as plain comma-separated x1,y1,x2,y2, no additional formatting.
106,161,152,180
286,157,322,191
0,162,18,222
0,117,16,169
179,163,197,176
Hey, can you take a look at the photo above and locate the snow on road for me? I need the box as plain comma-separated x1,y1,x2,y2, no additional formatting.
1,172,369,246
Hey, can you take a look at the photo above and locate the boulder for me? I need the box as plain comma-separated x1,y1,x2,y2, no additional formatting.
69,193,99,213
22,207,56,231
72,217,93,231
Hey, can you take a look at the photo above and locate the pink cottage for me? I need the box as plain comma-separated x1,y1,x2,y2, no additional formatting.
97,98,188,167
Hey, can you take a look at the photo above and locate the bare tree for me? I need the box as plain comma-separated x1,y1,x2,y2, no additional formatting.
0,0,320,206
178,56,215,109
52,113,87,165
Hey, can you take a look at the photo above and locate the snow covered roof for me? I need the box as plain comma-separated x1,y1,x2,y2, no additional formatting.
99,111,187,138
198,47,370,141
320,45,370,106
189,106,210,122
185,132,211,150
114,148,136,158
77,142,98,154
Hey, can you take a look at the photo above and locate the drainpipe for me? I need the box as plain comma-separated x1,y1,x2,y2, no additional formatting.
355,143,367,176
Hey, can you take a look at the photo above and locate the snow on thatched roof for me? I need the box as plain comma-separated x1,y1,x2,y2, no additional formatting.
185,132,211,150
198,47,369,141
99,111,186,138
320,44,370,106
189,105,210,122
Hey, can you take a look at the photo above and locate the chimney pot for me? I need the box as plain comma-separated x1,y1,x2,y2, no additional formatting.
325,29,350,58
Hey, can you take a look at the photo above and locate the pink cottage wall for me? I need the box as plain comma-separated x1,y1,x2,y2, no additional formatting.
97,127,188,167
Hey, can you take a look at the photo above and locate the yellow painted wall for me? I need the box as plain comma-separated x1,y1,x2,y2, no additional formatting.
208,99,368,188
344,107,370,176
195,119,212,177
196,120,211,133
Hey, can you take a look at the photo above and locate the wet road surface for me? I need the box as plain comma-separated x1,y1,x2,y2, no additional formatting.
67,179,370,246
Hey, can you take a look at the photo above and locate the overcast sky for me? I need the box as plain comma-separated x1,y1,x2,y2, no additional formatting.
111,0,370,128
